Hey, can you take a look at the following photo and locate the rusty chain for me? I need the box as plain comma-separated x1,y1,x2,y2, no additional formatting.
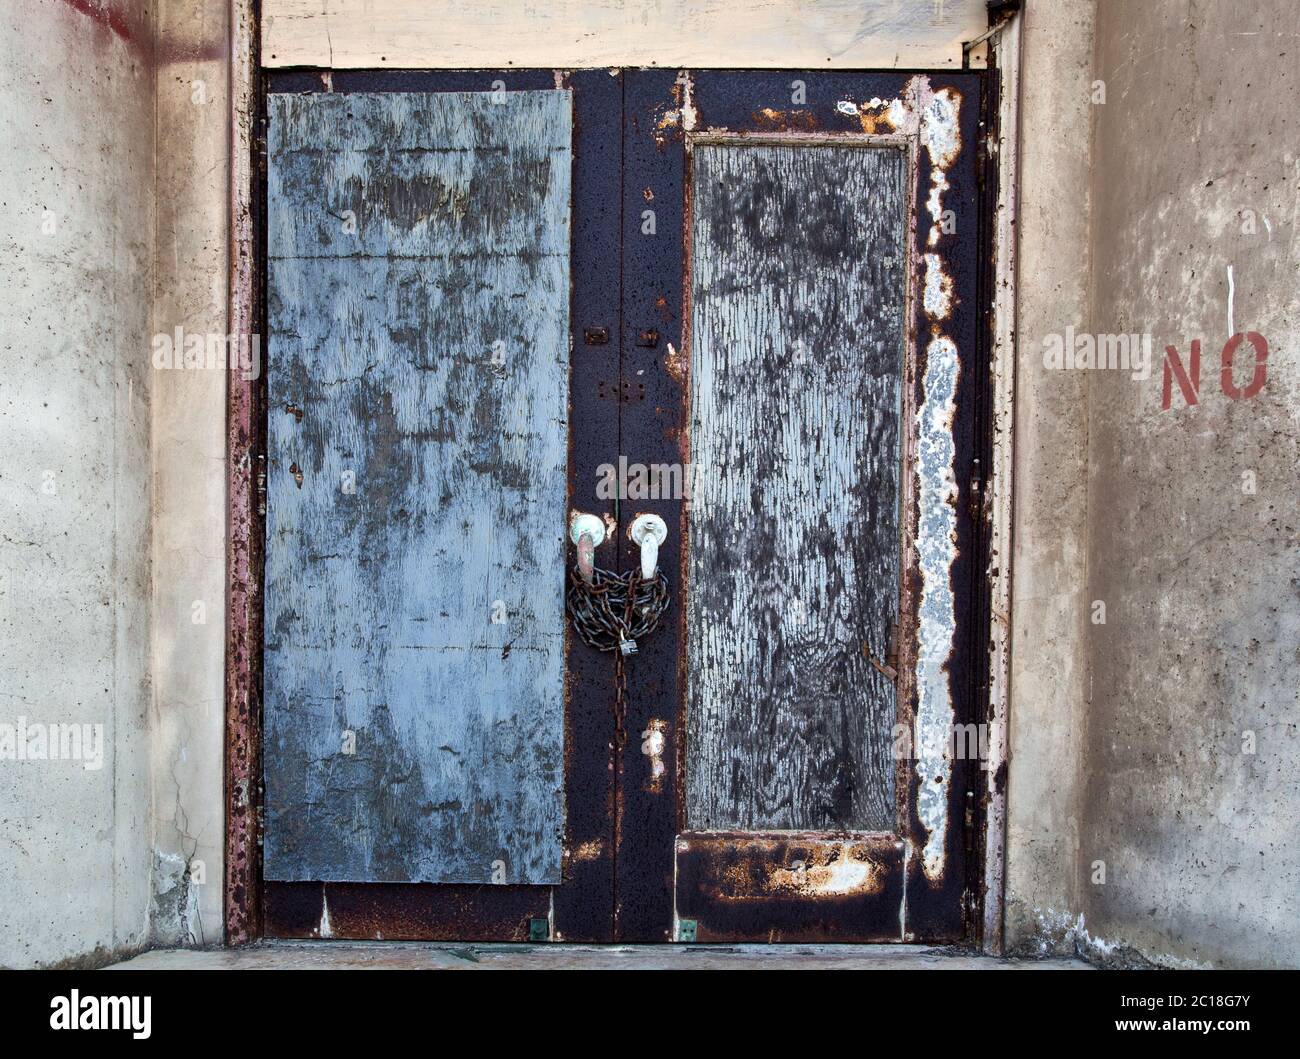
566,564,671,749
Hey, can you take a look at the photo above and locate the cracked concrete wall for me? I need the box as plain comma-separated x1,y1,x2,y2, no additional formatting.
1004,0,1096,953
150,0,228,949
1080,0,1300,969
0,0,155,968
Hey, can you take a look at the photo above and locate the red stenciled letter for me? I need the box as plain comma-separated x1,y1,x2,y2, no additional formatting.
1220,332,1268,400
1162,340,1200,409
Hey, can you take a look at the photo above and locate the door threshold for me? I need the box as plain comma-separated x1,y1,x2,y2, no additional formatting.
106,941,1088,971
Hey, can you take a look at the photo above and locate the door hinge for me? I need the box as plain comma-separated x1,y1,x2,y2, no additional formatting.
968,458,983,521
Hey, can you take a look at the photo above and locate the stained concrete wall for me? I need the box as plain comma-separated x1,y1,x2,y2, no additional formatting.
1003,0,1095,952
150,0,229,949
1006,0,1300,969
0,0,155,967
1080,0,1300,969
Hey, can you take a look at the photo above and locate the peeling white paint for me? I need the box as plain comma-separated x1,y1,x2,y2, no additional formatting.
839,75,964,883
899,840,911,941
923,252,953,319
642,718,667,789
915,336,959,881
771,854,876,896
679,70,698,132
840,77,961,247
925,168,949,246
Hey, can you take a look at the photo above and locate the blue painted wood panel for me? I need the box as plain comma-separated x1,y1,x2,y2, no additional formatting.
263,91,571,883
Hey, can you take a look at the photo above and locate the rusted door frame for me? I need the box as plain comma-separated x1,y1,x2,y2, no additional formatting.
225,5,1018,947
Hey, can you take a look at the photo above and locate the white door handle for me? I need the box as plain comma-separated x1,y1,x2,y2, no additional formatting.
629,514,668,580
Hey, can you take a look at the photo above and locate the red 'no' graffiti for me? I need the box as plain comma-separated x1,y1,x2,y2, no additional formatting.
1162,332,1268,410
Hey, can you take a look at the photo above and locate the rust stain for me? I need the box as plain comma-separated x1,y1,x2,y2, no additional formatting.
289,461,303,488
265,882,545,942
285,403,304,422
652,72,696,147
674,832,906,942
662,341,687,384
694,838,886,901
752,107,818,130
641,718,667,793
568,839,604,864
840,99,898,136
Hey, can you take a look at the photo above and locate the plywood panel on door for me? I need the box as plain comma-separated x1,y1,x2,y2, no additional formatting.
686,142,908,832
263,90,572,884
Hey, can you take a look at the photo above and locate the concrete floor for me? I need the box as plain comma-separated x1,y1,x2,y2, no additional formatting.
107,941,1089,970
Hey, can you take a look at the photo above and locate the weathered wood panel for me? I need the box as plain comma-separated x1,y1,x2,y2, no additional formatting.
263,91,571,883
261,0,989,70
686,143,907,832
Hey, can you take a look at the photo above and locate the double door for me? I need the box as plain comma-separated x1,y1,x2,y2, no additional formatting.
260,68,988,943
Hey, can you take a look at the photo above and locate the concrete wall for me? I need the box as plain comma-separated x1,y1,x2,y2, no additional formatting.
0,0,155,968
150,0,229,948
1003,0,1095,953
1080,0,1300,969
1005,0,1300,969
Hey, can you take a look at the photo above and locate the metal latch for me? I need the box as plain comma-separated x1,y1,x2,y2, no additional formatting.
869,620,900,682
629,513,668,579
569,511,608,585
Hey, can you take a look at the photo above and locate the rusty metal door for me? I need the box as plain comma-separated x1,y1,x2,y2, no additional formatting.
259,70,622,942
615,70,990,943
253,67,990,945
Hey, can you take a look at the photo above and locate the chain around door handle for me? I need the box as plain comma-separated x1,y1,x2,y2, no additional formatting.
566,511,670,656
566,510,672,748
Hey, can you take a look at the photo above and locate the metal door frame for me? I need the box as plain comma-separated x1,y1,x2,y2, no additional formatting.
224,34,1017,947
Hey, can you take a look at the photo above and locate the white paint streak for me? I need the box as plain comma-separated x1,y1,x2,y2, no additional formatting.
915,336,959,880
899,840,911,940
679,71,698,132
923,253,953,319
318,891,333,938
642,718,667,787
1226,264,1235,338
840,76,964,880
926,167,949,245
